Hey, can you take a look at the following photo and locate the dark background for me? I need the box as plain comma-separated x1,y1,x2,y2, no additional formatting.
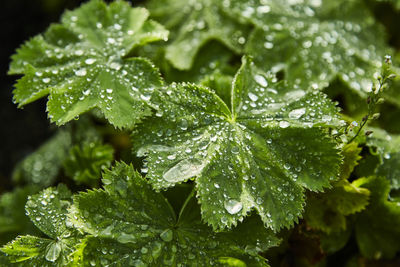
0,0,83,190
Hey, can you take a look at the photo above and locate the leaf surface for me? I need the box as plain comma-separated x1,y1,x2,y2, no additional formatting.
147,0,251,70
133,57,342,230
70,162,278,266
10,0,168,128
232,0,391,97
1,185,80,266
354,176,400,259
366,128,400,189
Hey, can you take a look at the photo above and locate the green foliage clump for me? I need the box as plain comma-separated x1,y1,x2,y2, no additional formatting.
1,0,400,266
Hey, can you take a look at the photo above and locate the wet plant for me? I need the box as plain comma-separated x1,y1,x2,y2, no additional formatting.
1,0,400,266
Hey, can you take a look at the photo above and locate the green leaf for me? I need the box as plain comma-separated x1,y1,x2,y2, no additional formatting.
69,162,279,266
1,185,80,266
237,0,391,97
64,141,114,187
12,130,72,187
366,128,400,189
340,142,362,180
133,57,342,231
10,0,168,128
147,0,252,70
354,176,400,259
304,179,370,233
0,186,40,244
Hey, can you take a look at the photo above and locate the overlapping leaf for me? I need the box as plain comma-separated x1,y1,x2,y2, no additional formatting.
354,176,400,259
366,128,400,189
12,130,72,187
147,0,252,70
69,162,279,266
226,0,392,97
1,185,81,266
64,142,114,187
0,186,40,244
133,57,342,231
10,0,168,128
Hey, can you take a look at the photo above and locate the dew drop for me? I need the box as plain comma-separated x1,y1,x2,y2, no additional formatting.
279,121,290,128
163,159,205,182
288,108,306,119
45,242,62,262
106,88,113,94
248,92,259,102
254,74,268,87
224,199,243,214
85,58,96,65
42,78,51,83
160,229,173,242
75,68,87,77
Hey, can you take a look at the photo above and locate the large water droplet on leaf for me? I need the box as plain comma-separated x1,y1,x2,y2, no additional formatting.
163,159,205,182
224,199,243,214
288,108,306,119
45,241,62,262
160,229,173,242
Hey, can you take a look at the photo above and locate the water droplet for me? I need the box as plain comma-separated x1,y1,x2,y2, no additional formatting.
248,92,259,102
106,88,113,94
75,68,87,76
214,183,220,188
160,229,173,242
178,119,188,131
279,121,290,128
167,154,176,160
75,50,84,56
231,146,240,154
224,199,243,214
83,89,91,96
254,74,268,87
85,58,96,65
140,94,151,101
264,42,274,49
42,78,51,84
288,108,306,119
256,197,263,205
110,62,122,70
163,159,205,182
257,5,271,13
45,242,62,262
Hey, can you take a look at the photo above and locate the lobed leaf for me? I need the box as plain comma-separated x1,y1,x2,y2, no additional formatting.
366,128,400,189
10,0,168,128
133,57,342,231
354,176,400,259
147,0,252,70
227,0,392,97
64,141,114,187
69,162,279,266
1,185,81,266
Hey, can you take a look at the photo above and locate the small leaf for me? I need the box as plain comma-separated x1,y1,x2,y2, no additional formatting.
304,179,370,233
69,162,278,266
1,185,81,266
0,186,40,244
133,57,342,230
64,141,114,187
147,0,252,70
236,0,392,97
366,128,400,189
10,0,168,128
12,130,71,187
354,176,400,259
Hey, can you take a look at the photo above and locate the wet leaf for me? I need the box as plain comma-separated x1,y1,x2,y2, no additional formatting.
234,0,392,98
147,0,251,70
1,185,81,266
10,0,168,128
70,162,279,266
354,176,400,259
133,57,342,230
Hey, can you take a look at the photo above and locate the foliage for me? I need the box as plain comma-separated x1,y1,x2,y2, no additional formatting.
2,0,400,265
